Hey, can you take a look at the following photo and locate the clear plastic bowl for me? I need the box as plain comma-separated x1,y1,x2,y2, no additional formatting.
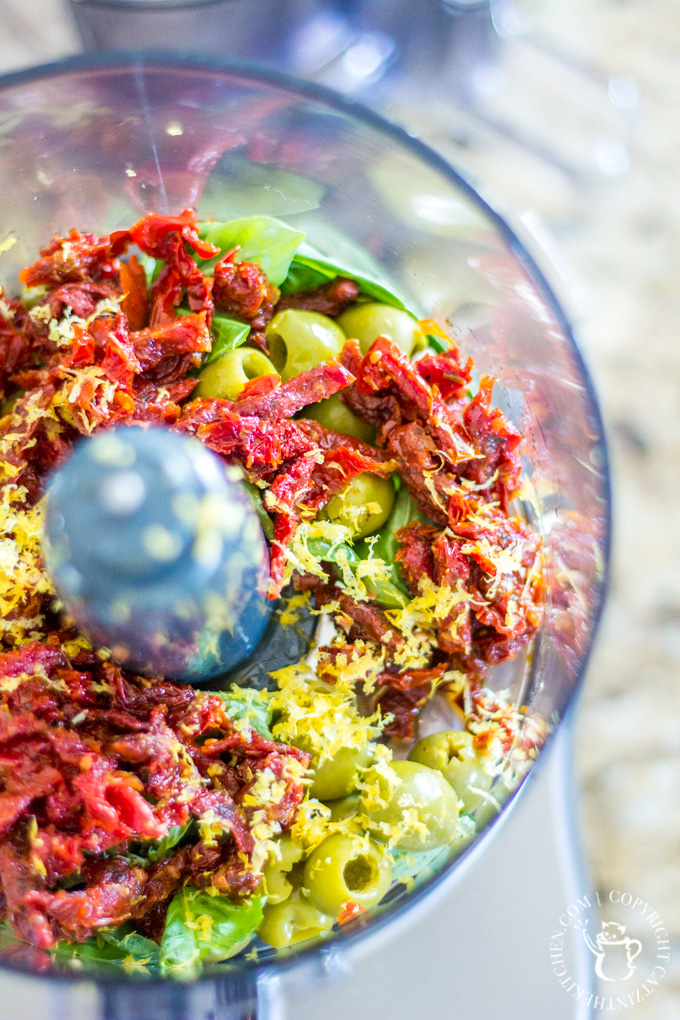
0,54,610,1018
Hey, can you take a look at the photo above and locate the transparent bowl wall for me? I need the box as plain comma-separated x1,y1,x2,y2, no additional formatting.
0,55,610,1004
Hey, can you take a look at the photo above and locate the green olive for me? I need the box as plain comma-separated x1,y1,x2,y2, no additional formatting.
303,833,392,916
326,794,360,823
257,890,333,949
337,303,426,357
309,745,375,801
303,392,375,444
262,835,304,905
195,347,277,400
359,759,460,851
408,730,493,815
265,309,346,381
322,473,395,540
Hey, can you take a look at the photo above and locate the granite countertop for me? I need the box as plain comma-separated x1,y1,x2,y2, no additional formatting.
0,0,678,1015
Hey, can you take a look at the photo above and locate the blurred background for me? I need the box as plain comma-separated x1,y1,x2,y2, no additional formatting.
0,0,677,1016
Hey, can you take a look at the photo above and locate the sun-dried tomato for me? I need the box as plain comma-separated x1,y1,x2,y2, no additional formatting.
276,276,360,316
122,208,219,262
213,250,279,330
395,523,437,594
416,344,473,402
198,413,314,472
119,255,150,331
0,644,308,947
231,351,354,421
19,229,124,288
461,376,522,512
130,311,211,373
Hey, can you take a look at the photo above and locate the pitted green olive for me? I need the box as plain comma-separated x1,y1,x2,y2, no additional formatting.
304,392,375,444
309,744,375,801
326,794,360,823
303,833,392,916
262,835,304,905
408,730,493,815
265,309,346,381
322,473,395,540
337,303,425,357
195,347,277,400
359,759,460,851
256,890,333,949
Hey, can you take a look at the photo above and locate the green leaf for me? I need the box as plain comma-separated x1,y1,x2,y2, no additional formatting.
160,888,264,980
176,308,250,367
0,921,20,953
145,822,193,863
389,846,446,882
308,536,409,610
53,925,160,977
352,488,424,607
198,216,306,286
292,229,411,309
136,252,160,287
217,685,274,739
283,229,448,350
278,261,330,297
243,481,275,543
205,314,251,365
358,488,424,568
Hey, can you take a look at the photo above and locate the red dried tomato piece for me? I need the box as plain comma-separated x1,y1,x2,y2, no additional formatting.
119,255,150,331
416,344,473,402
233,351,354,421
276,276,360,316
394,522,437,594
432,531,472,656
198,413,314,471
123,208,218,261
47,280,120,320
461,375,522,511
130,311,211,373
356,337,469,466
213,249,279,329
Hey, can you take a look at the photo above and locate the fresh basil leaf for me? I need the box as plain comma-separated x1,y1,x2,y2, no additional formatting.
160,888,264,979
198,216,305,286
53,926,160,977
136,252,160,287
278,261,330,297
389,846,446,882
145,822,193,863
176,307,250,366
358,488,422,568
307,536,409,610
0,921,20,953
293,232,411,309
244,481,274,543
426,334,449,353
286,230,447,350
217,684,274,739
355,489,426,607
205,315,251,365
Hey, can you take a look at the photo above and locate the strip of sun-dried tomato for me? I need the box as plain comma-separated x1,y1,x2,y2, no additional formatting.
356,337,470,466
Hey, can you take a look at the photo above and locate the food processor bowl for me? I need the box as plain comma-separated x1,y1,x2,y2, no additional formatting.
0,55,610,1020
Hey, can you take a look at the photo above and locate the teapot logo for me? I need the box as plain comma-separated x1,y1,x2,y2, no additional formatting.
550,889,671,1010
582,921,642,983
